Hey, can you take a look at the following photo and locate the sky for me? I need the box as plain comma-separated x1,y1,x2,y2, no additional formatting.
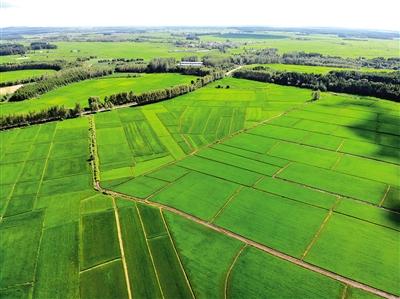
1,0,399,31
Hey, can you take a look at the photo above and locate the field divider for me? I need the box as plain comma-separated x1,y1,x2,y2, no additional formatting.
30,124,58,292
112,197,133,299
79,257,121,274
266,117,400,156
224,244,247,299
275,175,399,214
335,139,345,152
341,285,349,299
135,205,166,299
379,185,391,207
272,162,292,178
330,153,344,170
300,197,341,260
97,186,398,299
210,186,244,223
160,211,196,299
95,99,310,189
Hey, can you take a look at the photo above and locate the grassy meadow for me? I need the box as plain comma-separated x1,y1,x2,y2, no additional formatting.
0,69,56,83
0,73,196,116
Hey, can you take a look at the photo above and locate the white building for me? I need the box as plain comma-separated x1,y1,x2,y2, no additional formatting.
178,61,204,67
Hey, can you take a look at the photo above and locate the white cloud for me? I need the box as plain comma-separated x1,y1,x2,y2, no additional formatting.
1,0,399,31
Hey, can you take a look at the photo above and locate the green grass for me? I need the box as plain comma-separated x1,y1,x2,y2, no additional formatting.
95,78,311,183
177,156,262,186
0,211,44,288
278,162,387,204
80,210,120,269
0,69,56,83
305,213,400,295
0,41,223,64
228,246,345,298
0,73,196,116
0,284,32,299
137,203,168,238
221,35,400,58
116,202,163,299
165,212,243,299
334,198,400,230
196,147,280,176
1,72,399,298
147,235,193,299
255,176,338,209
215,187,328,257
152,171,239,220
80,259,129,299
33,223,80,299
111,176,168,198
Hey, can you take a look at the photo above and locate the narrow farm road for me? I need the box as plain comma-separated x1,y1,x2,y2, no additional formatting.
225,65,244,76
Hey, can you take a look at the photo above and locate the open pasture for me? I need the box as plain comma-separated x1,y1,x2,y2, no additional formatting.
0,69,56,84
0,41,224,64
0,73,196,116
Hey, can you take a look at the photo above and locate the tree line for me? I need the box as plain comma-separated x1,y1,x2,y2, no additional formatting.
0,42,58,56
233,69,400,101
115,57,215,76
96,71,224,108
0,71,224,129
0,61,65,72
9,67,112,102
226,49,400,70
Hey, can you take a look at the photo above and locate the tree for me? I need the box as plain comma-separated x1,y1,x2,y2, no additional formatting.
72,103,83,116
88,96,102,111
311,90,321,101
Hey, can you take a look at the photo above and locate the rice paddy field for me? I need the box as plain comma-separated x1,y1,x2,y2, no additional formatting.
1,73,398,298
0,73,196,116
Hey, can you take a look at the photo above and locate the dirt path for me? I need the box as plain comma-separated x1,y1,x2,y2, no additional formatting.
0,84,23,95
101,187,397,299
112,197,133,299
224,244,247,299
225,65,244,77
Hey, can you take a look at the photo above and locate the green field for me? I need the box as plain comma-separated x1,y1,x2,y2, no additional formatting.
0,41,223,64
1,31,399,299
247,63,393,74
205,34,399,58
0,73,196,116
0,69,56,83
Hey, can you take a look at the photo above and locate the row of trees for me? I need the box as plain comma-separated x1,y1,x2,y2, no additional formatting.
0,75,49,88
9,67,112,102
115,57,215,76
0,61,65,72
30,42,57,50
0,44,26,56
233,69,400,101
100,71,224,107
1,71,224,129
228,49,400,70
0,42,58,56
0,104,83,129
